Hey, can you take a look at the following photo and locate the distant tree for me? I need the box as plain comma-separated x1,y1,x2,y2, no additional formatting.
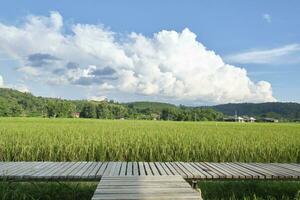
46,101,57,117
80,103,97,118
96,102,112,119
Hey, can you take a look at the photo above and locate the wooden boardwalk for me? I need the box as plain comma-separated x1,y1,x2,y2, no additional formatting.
1,162,300,180
1,162,300,199
92,176,201,199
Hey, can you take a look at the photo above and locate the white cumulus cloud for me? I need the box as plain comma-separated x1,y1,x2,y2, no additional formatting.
0,12,276,103
0,75,4,87
0,75,29,92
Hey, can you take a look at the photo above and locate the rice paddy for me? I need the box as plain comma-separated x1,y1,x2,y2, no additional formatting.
0,118,299,162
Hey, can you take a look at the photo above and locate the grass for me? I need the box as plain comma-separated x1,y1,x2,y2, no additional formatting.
199,180,300,200
0,117,299,199
0,118,299,162
0,181,97,200
0,181,299,200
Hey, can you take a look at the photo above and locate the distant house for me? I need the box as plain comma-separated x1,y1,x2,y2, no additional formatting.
72,112,80,118
243,116,256,123
223,117,236,122
237,116,244,123
223,116,244,122
262,118,279,123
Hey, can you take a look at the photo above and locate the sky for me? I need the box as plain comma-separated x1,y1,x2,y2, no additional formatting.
0,0,299,105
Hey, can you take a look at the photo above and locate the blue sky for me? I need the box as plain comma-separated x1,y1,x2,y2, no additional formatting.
0,0,299,105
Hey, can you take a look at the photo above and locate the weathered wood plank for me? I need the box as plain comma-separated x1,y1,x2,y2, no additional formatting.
133,162,139,176
138,162,146,176
93,176,201,200
154,162,168,175
164,162,180,176
127,162,133,176
149,162,160,176
143,162,153,176
196,162,225,179
119,162,127,176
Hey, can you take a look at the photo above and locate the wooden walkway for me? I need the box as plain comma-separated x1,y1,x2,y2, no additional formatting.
1,162,300,181
92,176,201,199
1,162,300,199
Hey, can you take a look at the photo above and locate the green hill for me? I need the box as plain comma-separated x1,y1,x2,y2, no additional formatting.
1,88,300,121
212,102,300,121
125,101,176,111
0,88,46,116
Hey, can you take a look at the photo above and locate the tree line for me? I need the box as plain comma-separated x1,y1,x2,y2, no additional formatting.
0,88,223,121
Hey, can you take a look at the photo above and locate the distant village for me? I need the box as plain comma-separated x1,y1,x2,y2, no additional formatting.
223,113,279,123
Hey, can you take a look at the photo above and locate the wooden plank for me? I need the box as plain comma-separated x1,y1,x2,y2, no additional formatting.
154,162,168,175
127,162,133,176
196,162,225,179
81,162,101,179
95,188,198,193
16,162,47,179
143,162,153,176
236,163,274,179
226,163,262,179
92,194,201,200
205,163,236,179
50,162,78,179
0,162,20,173
111,162,122,176
133,162,139,176
199,162,228,179
138,162,146,176
250,163,290,179
103,162,116,176
149,162,160,176
164,162,180,176
274,163,300,174
21,162,52,179
2,162,28,176
56,162,80,179
189,163,214,179
66,162,86,179
159,162,173,175
96,162,108,177
214,163,246,179
92,176,201,200
175,162,195,179
119,162,127,176
100,176,188,181
1,162,41,179
71,162,94,178
170,162,189,178
183,163,207,179
253,163,298,179
197,162,221,179
32,162,62,179
269,164,300,178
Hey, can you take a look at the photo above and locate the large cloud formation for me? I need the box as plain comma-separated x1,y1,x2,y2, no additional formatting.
0,12,276,103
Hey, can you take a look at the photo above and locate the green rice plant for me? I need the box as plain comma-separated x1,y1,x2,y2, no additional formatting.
0,118,299,162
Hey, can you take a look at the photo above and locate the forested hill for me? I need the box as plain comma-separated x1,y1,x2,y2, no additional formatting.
0,88,222,121
125,101,176,111
212,103,300,120
1,88,299,121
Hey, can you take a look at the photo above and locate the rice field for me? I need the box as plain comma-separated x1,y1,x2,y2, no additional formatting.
0,118,299,162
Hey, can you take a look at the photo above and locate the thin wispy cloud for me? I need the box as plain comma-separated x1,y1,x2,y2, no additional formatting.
225,44,300,64
263,13,272,23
